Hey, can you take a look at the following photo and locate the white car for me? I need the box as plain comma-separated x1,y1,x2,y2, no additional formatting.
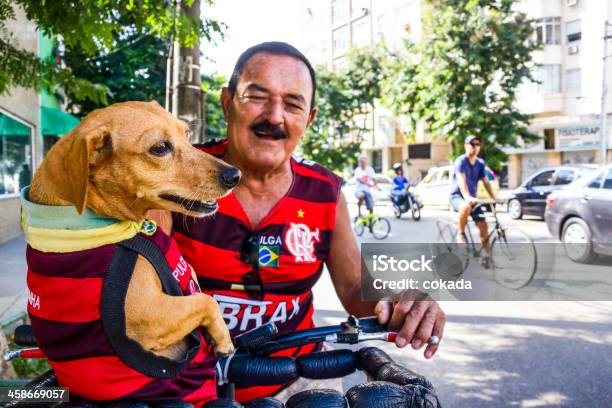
342,174,394,204
414,165,500,208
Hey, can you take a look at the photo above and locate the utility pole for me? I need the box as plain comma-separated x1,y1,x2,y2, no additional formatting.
600,21,612,164
166,0,204,144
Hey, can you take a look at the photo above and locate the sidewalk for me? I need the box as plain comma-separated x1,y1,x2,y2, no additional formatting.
0,235,28,322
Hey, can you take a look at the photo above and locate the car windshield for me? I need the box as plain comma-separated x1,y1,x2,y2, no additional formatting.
569,168,606,188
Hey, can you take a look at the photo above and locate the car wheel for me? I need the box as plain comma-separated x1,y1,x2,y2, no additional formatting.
561,217,597,264
508,199,523,220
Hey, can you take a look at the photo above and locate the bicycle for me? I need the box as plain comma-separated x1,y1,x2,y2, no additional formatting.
352,211,391,240
391,186,421,221
436,199,537,289
4,316,441,408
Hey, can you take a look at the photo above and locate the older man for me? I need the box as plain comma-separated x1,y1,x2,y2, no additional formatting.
154,42,446,402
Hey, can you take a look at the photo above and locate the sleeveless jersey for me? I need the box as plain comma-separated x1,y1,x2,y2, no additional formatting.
26,228,217,405
172,139,343,401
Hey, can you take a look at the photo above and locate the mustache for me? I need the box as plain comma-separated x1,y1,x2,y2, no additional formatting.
250,121,288,140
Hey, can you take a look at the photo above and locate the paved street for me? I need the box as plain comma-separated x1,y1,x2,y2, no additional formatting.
313,202,612,407
1,204,611,407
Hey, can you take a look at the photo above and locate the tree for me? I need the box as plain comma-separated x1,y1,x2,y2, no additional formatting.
0,0,223,104
201,73,227,140
384,0,539,171
302,46,389,173
62,27,168,117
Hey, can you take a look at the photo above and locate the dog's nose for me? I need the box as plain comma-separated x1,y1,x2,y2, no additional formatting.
220,166,241,189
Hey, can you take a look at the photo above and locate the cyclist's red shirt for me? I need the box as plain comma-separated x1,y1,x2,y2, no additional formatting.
26,229,217,405
172,139,343,401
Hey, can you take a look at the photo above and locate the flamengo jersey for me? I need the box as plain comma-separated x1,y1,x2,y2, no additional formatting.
172,139,343,402
26,229,217,405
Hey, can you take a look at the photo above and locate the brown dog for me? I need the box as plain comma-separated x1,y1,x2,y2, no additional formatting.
25,101,238,402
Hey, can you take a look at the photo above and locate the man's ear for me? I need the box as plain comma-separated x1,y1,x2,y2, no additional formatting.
66,126,112,214
220,87,232,121
307,107,317,128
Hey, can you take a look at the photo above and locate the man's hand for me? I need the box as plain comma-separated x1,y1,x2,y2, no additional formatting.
466,196,479,206
375,298,446,359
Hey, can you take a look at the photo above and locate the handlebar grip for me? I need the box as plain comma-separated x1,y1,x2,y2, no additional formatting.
376,362,434,391
227,356,298,386
346,381,440,408
296,350,357,379
286,389,347,408
356,347,393,376
13,325,37,347
234,323,278,351
357,317,387,333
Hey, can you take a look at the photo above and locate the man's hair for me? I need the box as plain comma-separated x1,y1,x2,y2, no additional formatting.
228,42,317,111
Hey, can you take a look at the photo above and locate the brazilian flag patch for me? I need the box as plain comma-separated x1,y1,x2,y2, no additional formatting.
259,245,279,267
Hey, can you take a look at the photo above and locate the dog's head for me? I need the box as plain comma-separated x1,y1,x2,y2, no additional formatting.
33,101,240,220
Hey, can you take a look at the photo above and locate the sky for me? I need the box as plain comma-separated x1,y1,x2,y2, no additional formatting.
201,0,304,77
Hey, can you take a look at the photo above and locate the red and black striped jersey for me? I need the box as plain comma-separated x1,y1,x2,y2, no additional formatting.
172,139,343,402
26,229,217,405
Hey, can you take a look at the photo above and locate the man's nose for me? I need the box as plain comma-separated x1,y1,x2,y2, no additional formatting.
263,98,284,125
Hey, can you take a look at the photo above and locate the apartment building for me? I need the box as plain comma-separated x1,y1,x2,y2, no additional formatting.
0,6,79,244
505,0,612,187
300,0,450,181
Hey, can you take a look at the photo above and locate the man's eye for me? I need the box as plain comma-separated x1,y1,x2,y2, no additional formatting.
286,103,303,111
149,141,173,156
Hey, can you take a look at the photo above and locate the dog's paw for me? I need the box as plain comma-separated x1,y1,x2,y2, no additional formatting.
214,342,234,357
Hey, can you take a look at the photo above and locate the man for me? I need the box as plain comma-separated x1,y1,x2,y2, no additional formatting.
354,155,378,217
152,42,446,402
450,135,496,245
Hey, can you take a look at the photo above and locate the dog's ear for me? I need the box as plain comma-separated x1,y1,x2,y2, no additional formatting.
67,126,112,214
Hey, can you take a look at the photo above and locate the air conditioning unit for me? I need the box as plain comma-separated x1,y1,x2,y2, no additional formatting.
566,0,578,6
568,44,580,55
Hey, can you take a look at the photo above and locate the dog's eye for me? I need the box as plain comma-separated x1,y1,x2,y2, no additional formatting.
149,141,173,156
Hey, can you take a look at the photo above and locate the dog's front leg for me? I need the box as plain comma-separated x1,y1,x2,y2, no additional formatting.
124,256,233,357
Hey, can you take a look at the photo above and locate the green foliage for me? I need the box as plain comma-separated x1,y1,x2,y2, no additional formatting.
302,46,389,172
201,73,227,140
8,340,50,379
62,28,167,117
0,0,223,103
383,0,539,171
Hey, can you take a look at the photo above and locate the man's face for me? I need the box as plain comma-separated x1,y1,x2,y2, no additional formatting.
465,140,481,156
359,158,367,168
221,52,316,170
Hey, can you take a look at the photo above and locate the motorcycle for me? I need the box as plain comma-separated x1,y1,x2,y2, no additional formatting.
391,185,422,221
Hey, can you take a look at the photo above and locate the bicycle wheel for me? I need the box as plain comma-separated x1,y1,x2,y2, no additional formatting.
491,226,537,289
436,220,457,245
410,197,421,221
371,217,391,239
353,217,365,236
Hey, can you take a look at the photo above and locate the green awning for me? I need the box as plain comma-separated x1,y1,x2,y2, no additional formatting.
41,106,79,137
0,113,31,136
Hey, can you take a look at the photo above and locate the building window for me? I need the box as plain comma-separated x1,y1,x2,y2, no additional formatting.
544,128,555,150
535,65,561,93
376,14,386,43
371,150,382,173
333,26,349,57
332,0,348,26
566,19,581,43
564,68,581,94
408,143,431,159
351,18,370,47
534,17,561,45
351,0,368,17
0,112,33,196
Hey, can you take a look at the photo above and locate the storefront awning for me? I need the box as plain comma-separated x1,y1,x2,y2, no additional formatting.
41,106,79,137
0,113,31,136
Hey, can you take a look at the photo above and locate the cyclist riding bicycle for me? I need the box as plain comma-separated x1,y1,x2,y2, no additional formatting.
354,155,379,218
449,136,496,246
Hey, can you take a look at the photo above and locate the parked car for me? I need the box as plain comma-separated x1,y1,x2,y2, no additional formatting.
507,165,598,220
413,164,500,208
545,165,612,263
343,174,394,204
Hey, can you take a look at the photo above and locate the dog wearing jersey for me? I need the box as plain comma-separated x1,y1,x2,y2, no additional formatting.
23,101,238,404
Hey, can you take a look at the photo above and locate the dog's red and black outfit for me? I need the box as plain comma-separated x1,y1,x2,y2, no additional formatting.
172,140,343,402
22,187,217,406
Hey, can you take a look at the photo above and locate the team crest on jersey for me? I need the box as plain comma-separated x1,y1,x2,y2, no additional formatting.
259,245,279,267
285,223,320,263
